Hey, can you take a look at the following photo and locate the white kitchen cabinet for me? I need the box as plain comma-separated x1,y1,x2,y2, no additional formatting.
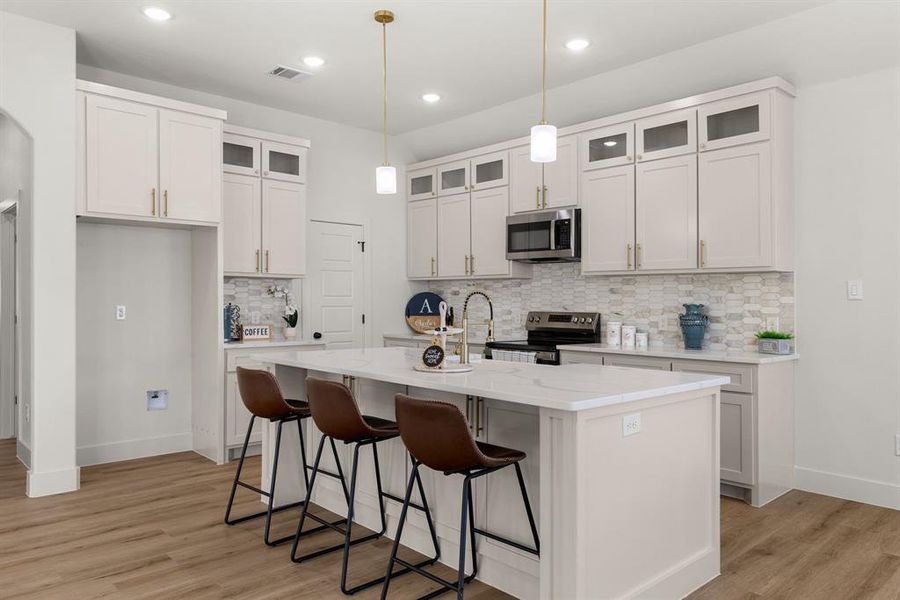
407,167,437,201
698,142,771,269
635,154,697,270
226,371,261,448
469,187,510,277
407,198,438,278
581,165,635,273
262,179,307,277
84,94,159,219
223,173,262,275
581,122,635,171
718,391,754,486
438,160,470,196
699,91,770,152
635,108,696,163
471,151,508,191
510,145,544,213
510,136,578,213
602,354,672,370
159,109,222,223
223,132,261,177
437,193,471,278
262,140,307,184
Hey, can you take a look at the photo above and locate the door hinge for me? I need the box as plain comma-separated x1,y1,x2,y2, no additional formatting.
357,241,366,252
14,395,18,405
361,313,366,325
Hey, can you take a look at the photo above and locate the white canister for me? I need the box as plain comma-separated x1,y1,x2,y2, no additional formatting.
622,325,637,349
606,321,622,347
635,331,649,350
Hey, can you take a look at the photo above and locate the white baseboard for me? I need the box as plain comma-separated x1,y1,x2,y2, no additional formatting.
26,466,80,497
77,432,193,466
795,466,900,510
16,439,31,469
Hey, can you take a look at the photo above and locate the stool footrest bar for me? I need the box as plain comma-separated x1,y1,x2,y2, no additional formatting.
472,526,540,555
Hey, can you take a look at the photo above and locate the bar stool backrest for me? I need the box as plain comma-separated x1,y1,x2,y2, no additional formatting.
306,377,371,442
236,367,293,420
395,394,484,473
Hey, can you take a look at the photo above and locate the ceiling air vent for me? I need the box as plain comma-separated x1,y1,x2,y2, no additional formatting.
267,64,312,82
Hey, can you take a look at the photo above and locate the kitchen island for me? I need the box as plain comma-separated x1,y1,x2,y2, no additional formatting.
255,347,729,600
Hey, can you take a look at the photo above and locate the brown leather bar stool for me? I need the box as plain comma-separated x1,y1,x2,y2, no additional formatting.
290,377,441,595
224,367,346,546
382,394,540,600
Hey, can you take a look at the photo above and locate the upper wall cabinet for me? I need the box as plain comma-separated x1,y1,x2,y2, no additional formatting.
262,141,307,184
581,165,635,273
699,92,771,152
635,108,696,163
407,198,438,278
223,132,261,177
471,151,508,191
408,167,437,201
510,135,578,213
581,123,634,171
439,160,470,196
78,81,226,226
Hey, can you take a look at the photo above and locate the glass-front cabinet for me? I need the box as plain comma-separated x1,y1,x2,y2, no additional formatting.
407,167,437,201
438,159,470,196
262,140,307,184
581,123,635,170
223,133,261,177
699,92,770,151
471,151,508,190
635,108,697,162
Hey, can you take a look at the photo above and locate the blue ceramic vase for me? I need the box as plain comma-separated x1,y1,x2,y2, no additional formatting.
679,303,709,350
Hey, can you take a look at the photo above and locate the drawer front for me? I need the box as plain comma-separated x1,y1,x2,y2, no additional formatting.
671,360,754,393
602,354,672,370
383,339,424,349
559,351,604,366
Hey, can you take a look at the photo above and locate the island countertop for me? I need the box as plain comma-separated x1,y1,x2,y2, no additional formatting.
253,346,729,412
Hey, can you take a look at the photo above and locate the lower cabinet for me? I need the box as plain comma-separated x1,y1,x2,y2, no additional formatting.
602,354,672,370
718,391,754,486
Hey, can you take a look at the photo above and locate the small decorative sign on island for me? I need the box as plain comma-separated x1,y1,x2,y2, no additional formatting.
412,301,473,374
421,344,445,369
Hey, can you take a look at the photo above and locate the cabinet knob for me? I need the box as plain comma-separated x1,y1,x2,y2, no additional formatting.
254,168,259,174
264,171,269,176
636,154,642,161
699,143,706,150
626,155,632,161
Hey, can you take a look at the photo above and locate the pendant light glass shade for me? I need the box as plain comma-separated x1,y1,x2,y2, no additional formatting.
530,124,557,163
376,165,397,194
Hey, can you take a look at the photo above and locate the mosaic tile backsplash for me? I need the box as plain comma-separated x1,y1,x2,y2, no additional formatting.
429,264,794,352
224,277,300,339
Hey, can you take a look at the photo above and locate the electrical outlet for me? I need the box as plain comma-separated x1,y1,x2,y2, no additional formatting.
847,280,864,300
147,390,168,411
659,315,668,331
765,316,780,331
623,413,641,437
116,305,127,320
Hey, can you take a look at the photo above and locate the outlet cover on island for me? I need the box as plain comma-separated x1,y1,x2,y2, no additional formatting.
116,305,126,320
623,413,641,437
147,390,168,411
847,280,864,300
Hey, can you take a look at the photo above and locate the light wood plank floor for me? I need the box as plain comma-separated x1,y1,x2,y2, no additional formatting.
1,439,898,599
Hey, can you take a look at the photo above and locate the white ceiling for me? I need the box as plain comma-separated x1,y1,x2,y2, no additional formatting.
3,0,826,134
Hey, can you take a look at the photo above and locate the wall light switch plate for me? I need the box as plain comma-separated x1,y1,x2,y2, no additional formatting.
847,280,864,300
116,305,127,320
623,413,641,437
147,390,168,411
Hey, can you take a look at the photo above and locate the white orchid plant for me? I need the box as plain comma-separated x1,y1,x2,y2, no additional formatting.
266,285,298,329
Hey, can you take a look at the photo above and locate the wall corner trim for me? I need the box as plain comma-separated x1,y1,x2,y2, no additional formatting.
26,466,80,498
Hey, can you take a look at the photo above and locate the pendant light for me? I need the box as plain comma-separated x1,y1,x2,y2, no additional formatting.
530,0,557,163
374,9,397,194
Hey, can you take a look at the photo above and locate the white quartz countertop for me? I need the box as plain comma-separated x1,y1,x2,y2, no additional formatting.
225,339,325,350
557,343,799,365
382,332,434,341
253,347,729,412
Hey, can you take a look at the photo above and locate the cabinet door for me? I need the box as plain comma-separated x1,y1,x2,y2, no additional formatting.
470,187,510,277
223,132,261,177
698,142,772,269
602,354,672,370
262,179,306,276
437,193,471,278
226,372,261,447
262,141,307,184
85,94,159,218
720,391,755,485
407,167,437,201
581,123,635,171
581,165,635,273
635,154,697,270
510,145,544,213
542,135,578,209
223,173,262,275
699,91,770,152
438,160,470,196
471,151,508,191
407,198,438,278
159,109,222,223
636,108,696,163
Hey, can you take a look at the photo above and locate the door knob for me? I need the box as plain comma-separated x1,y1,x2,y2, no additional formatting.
313,332,323,339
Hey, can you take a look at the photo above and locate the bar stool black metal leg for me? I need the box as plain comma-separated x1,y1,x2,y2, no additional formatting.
466,478,479,582
413,456,441,561
296,417,310,491
224,415,255,525
515,462,540,554
262,419,284,546
291,435,326,561
371,442,389,535
455,475,472,600
380,463,419,600
330,436,351,504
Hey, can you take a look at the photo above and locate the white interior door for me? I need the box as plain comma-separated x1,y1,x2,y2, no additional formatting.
0,207,17,439
306,221,366,349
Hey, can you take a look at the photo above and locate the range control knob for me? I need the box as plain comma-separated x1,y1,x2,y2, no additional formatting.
579,317,586,323
528,316,535,322
586,317,593,324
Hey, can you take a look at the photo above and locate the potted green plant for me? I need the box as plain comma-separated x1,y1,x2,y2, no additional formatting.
755,330,794,355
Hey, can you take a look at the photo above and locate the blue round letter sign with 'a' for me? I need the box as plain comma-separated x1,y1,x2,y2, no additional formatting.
405,292,445,333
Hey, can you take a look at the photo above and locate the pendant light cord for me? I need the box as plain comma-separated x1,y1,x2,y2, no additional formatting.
382,20,389,166
541,0,547,125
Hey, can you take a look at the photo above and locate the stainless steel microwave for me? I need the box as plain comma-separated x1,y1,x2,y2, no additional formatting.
506,208,581,262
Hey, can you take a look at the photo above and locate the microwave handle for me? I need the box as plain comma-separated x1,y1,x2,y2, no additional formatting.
549,218,556,250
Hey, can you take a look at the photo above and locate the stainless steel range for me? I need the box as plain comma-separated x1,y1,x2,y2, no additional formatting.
485,311,601,365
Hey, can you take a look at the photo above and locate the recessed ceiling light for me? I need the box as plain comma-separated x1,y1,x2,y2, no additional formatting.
603,140,617,147
302,56,325,68
142,6,171,21
421,93,441,103
565,38,591,51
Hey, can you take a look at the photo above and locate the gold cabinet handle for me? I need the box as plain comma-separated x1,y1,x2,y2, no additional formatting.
466,395,474,431
151,188,156,216
430,256,436,277
464,255,470,275
700,240,706,267
255,249,260,273
626,243,632,269
542,185,548,208
265,250,270,273
163,190,168,217
470,255,475,275
475,396,484,437
535,186,541,209
636,243,642,268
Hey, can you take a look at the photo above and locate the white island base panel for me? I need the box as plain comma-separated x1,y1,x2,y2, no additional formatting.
256,348,723,600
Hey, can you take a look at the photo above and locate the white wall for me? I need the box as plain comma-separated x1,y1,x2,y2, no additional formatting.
0,11,78,496
76,223,193,465
77,65,419,346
